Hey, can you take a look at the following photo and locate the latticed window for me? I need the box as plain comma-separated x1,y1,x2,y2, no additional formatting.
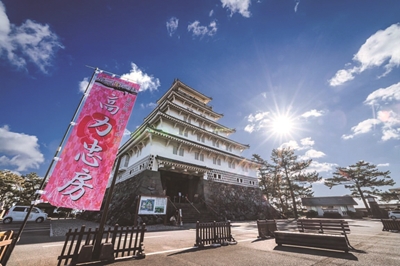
123,154,130,167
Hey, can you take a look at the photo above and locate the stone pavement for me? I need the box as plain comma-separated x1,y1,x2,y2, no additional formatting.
8,218,400,266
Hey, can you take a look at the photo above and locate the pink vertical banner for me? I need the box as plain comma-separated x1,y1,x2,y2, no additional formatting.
42,72,139,210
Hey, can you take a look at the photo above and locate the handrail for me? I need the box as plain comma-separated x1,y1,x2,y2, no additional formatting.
200,198,220,218
185,196,200,214
168,197,178,211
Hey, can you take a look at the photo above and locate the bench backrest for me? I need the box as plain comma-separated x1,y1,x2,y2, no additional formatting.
0,230,13,263
297,219,350,234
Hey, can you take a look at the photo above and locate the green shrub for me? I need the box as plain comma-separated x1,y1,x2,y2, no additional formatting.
306,210,318,218
323,212,342,218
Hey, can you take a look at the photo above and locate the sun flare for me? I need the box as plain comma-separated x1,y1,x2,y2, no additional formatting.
272,115,294,135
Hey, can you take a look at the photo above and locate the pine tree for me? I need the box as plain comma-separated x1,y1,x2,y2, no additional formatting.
0,170,24,207
325,160,394,214
20,172,43,205
254,147,321,218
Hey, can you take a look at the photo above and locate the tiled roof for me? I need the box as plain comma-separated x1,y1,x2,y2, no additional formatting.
301,196,358,206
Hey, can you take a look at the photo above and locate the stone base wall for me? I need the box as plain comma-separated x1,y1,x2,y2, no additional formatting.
80,171,280,226
203,179,280,220
98,170,164,226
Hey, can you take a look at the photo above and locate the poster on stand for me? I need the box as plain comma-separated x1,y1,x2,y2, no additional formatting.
138,195,167,215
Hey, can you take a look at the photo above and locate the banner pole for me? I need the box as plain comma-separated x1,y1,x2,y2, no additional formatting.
93,154,123,260
2,68,99,266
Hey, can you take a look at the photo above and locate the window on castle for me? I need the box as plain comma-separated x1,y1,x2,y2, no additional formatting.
213,157,221,165
212,139,219,147
179,148,184,156
213,173,221,179
228,161,236,169
179,127,188,137
197,134,205,143
195,152,204,161
123,154,130,167
184,116,191,124
173,146,178,155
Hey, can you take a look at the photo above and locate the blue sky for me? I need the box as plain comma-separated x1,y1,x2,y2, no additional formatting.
1,0,399,205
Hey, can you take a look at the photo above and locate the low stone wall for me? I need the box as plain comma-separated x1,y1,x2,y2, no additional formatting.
203,179,280,220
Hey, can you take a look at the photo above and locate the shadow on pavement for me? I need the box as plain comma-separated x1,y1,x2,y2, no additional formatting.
273,245,359,260
166,246,227,257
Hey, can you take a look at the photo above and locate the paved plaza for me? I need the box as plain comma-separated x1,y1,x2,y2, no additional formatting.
8,218,400,266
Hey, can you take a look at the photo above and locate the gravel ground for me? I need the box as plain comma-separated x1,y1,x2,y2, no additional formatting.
50,218,195,237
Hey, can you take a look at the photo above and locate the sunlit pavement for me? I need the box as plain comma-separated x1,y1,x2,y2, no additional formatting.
8,219,400,266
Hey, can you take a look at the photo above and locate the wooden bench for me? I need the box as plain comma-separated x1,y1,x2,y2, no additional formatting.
275,231,350,252
381,219,400,231
256,219,277,239
274,219,352,252
297,219,350,235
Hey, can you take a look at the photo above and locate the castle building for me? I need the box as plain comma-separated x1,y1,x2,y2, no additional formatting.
106,80,274,225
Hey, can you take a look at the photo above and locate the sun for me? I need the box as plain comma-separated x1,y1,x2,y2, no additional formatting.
271,115,294,135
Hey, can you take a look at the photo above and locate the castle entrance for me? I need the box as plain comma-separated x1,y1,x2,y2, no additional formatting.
160,170,202,203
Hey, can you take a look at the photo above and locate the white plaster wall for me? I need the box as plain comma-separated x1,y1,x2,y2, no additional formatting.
155,118,243,157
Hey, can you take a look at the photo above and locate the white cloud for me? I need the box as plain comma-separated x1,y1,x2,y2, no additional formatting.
121,63,161,92
301,109,324,118
123,129,131,136
279,140,300,150
188,20,218,38
308,161,337,174
377,163,389,167
166,17,179,37
364,82,400,106
244,124,254,133
220,0,251,18
353,82,400,141
244,111,271,133
329,68,357,87
342,118,381,140
0,125,44,172
79,77,89,93
247,111,269,122
209,10,214,17
303,149,326,159
329,23,400,86
300,137,315,148
140,102,157,109
294,1,300,13
381,127,400,141
0,2,63,74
